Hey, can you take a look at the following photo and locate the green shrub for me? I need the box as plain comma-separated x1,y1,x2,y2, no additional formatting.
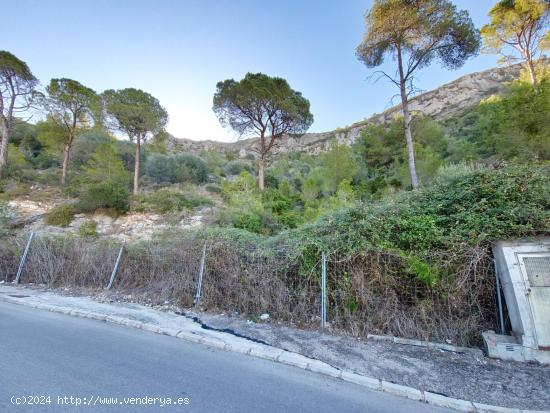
277,210,301,229
30,151,58,169
0,203,10,238
405,255,439,287
144,153,173,183
145,153,208,184
205,184,221,194
34,169,62,186
4,144,31,178
69,131,112,169
78,219,98,237
78,181,130,214
291,163,549,285
224,160,254,176
45,204,77,227
133,189,213,213
0,181,30,201
232,211,263,233
387,214,443,252
315,141,360,194
176,154,208,183
83,143,131,185
444,78,550,162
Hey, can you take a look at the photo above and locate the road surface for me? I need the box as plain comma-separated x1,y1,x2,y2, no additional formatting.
0,301,450,413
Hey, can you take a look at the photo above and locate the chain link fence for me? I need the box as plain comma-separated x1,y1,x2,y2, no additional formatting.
0,231,498,347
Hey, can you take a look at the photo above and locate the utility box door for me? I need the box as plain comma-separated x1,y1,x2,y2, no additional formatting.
518,253,550,348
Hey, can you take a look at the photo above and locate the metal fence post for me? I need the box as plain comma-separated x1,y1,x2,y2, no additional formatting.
194,242,207,307
15,232,34,284
321,252,327,329
107,245,124,290
494,259,505,335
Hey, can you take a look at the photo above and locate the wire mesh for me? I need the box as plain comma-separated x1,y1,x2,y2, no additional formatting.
0,232,499,346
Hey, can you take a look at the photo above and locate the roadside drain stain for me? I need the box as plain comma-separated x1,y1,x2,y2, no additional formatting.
175,311,271,346
174,311,343,372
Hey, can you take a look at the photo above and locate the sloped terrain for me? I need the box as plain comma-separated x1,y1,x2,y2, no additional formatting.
167,63,524,158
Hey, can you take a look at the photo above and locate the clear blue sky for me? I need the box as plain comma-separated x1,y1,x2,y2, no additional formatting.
2,1,499,142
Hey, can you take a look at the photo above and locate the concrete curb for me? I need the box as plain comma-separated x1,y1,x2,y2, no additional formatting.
1,293,547,413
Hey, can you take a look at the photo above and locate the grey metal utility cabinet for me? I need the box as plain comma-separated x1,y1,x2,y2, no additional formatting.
483,238,550,364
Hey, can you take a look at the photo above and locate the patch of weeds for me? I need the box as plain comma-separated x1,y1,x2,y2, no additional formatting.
78,219,98,237
45,204,77,227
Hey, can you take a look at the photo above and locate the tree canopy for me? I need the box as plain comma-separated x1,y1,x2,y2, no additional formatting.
103,88,168,140
0,51,38,177
83,142,130,185
481,0,550,85
41,78,97,184
44,78,97,128
356,0,480,76
0,51,37,88
356,0,480,189
213,72,313,190
102,88,168,194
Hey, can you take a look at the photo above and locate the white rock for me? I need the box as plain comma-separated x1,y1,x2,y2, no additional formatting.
260,313,270,320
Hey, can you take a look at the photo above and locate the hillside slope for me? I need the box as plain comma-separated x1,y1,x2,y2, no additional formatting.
168,63,523,158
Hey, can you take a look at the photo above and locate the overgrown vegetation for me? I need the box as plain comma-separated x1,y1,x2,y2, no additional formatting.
145,153,208,185
78,219,98,237
2,73,549,236
133,189,213,213
45,204,77,227
1,13,549,347
1,163,547,346
0,202,10,237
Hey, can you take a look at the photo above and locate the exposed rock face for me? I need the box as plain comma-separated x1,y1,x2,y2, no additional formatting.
167,63,524,158
8,199,214,242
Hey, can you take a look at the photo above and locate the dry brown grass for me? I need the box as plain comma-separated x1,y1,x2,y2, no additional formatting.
0,232,497,347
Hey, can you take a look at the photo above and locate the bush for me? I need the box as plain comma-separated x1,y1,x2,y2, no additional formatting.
232,211,263,234
224,160,254,176
31,151,58,169
175,154,208,184
132,189,213,213
83,143,131,185
292,163,549,280
205,184,221,194
0,203,10,238
78,220,98,238
78,181,130,214
45,204,77,227
4,144,29,178
317,142,359,194
144,153,174,183
70,131,112,169
444,78,550,162
224,161,245,176
145,153,208,184
0,180,30,200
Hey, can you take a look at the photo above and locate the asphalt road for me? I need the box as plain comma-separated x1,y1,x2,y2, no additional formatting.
0,301,450,413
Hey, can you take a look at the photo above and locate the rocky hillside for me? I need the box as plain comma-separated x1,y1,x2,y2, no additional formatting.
167,63,523,158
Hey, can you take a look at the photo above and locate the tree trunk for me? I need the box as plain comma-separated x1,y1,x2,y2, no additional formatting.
133,136,141,195
397,46,420,190
526,58,537,86
258,155,265,191
61,143,71,185
401,96,419,190
0,123,9,179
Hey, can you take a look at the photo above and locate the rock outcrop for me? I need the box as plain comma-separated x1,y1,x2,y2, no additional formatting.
167,63,524,158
